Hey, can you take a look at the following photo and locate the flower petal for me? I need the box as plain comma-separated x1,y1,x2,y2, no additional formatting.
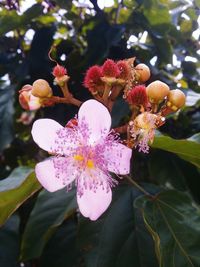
104,142,132,175
32,119,78,155
35,157,77,192
28,94,41,110
78,99,111,143
77,172,112,220
32,119,63,152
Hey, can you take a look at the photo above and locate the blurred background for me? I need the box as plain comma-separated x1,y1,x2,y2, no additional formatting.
0,1,200,267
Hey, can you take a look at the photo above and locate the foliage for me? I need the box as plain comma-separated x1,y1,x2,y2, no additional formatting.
0,0,200,267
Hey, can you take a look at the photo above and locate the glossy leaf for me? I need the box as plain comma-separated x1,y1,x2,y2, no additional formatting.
0,167,41,226
0,214,20,267
78,184,159,267
0,87,14,152
135,190,200,267
21,187,77,260
39,218,81,267
149,150,200,202
152,134,200,168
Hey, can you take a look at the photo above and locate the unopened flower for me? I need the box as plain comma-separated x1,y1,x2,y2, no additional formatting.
19,85,41,111
127,85,149,108
83,65,104,93
52,64,67,78
116,60,130,80
102,59,120,78
32,79,53,98
135,63,150,83
52,65,70,87
31,100,132,220
129,112,165,153
146,80,170,104
167,89,186,111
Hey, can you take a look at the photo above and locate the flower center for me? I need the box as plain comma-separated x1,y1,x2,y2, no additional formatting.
73,154,95,169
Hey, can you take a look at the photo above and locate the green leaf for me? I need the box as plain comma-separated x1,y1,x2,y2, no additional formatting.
135,190,200,267
0,87,14,152
0,10,20,35
152,133,200,168
0,167,41,226
149,150,188,190
39,218,81,267
0,214,20,267
21,187,77,261
78,184,159,267
149,150,200,202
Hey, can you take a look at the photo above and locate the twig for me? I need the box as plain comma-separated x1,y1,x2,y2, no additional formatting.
125,175,153,197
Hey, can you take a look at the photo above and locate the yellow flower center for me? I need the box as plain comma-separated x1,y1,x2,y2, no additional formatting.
73,154,94,169
74,154,84,161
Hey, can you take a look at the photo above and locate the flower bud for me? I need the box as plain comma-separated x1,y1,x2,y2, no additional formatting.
83,65,104,93
32,79,53,98
116,60,130,80
19,84,41,111
19,91,30,110
52,64,67,77
135,63,150,83
127,85,149,109
102,59,120,78
54,75,70,87
167,89,186,111
146,80,170,103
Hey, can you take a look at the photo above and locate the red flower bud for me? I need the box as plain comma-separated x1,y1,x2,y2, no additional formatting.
127,85,148,107
102,59,120,78
116,60,130,80
52,64,67,77
83,65,103,92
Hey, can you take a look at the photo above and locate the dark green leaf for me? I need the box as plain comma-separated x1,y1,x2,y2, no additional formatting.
0,214,20,267
135,190,200,267
39,218,81,267
0,87,14,152
78,184,159,267
0,167,41,226
21,187,77,260
152,133,200,168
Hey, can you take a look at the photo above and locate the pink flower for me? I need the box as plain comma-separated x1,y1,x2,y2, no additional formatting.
19,85,41,111
32,100,132,220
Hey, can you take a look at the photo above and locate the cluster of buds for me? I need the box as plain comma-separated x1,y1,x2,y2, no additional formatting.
83,58,185,153
19,64,81,111
83,58,152,110
124,77,185,153
19,55,186,154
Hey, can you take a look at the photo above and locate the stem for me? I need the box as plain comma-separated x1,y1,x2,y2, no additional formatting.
60,82,70,98
125,175,153,197
70,97,82,107
114,124,128,134
44,96,82,107
102,84,111,102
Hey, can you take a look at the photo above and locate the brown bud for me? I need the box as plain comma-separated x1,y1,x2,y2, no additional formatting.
135,63,151,83
32,79,52,98
167,89,186,111
146,80,170,103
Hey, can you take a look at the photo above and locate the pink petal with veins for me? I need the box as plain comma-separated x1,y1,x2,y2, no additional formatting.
104,142,132,175
32,119,63,152
35,157,77,192
78,99,111,144
77,173,112,220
